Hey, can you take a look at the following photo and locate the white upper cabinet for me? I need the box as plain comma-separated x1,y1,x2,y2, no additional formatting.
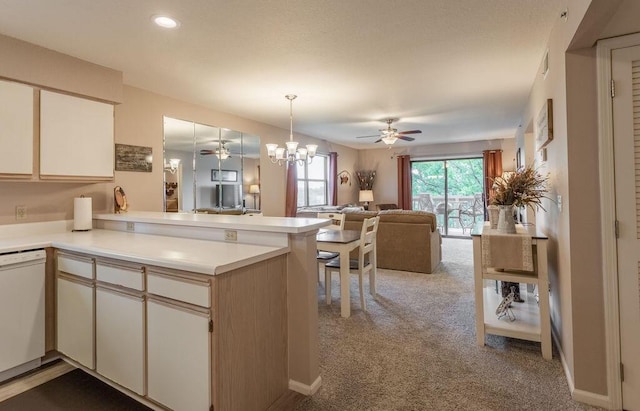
40,90,114,179
0,80,33,176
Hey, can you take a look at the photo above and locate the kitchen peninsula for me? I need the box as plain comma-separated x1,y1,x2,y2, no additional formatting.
0,212,328,411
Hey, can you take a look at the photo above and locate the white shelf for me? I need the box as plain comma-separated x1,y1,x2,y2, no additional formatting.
472,226,551,359
482,287,541,341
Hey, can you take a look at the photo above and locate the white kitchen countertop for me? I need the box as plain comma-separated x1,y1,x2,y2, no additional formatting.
0,228,288,276
94,211,329,233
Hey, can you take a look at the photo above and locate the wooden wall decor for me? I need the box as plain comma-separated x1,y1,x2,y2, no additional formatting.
115,144,152,172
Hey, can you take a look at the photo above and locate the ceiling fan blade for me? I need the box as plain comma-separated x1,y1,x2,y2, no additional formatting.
398,130,422,135
398,135,415,142
355,134,381,139
199,149,215,155
374,138,383,143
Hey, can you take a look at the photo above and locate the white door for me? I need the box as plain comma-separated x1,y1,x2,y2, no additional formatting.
96,287,144,395
613,44,640,411
147,299,211,411
57,277,95,369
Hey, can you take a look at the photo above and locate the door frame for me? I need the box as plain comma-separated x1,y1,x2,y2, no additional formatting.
597,32,640,411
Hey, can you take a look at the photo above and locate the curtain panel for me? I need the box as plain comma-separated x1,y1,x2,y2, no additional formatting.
285,163,298,217
329,152,338,206
397,155,412,210
482,149,503,217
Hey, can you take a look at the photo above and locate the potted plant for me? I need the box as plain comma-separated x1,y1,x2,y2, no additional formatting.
490,165,548,233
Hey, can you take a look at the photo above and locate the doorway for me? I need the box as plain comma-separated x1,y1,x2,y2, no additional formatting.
411,158,484,237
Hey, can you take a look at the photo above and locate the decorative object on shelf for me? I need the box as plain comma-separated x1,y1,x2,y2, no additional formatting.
114,186,128,213
165,182,178,197
487,205,499,229
338,170,352,186
249,184,260,209
495,285,517,321
164,158,180,174
115,143,153,172
490,165,548,233
265,94,318,166
359,190,374,210
496,205,516,234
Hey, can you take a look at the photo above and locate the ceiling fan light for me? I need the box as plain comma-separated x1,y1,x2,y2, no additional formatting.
382,135,398,145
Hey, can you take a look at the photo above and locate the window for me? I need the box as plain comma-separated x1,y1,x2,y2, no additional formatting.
297,154,328,207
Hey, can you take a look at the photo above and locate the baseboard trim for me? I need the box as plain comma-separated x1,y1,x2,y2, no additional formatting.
289,375,322,395
552,330,615,410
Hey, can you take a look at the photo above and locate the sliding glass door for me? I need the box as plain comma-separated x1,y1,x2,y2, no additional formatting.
411,158,484,237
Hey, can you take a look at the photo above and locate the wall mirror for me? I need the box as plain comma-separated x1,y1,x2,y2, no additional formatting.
163,116,260,214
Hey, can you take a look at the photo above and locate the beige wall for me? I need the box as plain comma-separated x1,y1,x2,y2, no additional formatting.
514,0,640,397
0,34,122,103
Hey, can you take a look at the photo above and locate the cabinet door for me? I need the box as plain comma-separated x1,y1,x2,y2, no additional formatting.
0,261,45,372
96,287,144,395
147,299,211,411
40,90,114,179
57,277,94,369
0,80,33,176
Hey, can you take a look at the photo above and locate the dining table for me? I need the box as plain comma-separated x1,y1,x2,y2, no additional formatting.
316,228,362,318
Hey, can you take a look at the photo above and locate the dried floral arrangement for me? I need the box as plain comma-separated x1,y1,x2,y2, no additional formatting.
355,170,376,190
490,165,549,210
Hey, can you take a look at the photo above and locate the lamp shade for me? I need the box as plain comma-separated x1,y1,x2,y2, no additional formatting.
249,184,260,194
359,190,373,202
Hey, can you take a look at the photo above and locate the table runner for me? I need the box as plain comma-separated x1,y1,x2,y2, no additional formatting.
481,225,533,271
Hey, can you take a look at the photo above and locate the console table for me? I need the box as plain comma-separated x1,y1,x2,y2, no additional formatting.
471,222,551,359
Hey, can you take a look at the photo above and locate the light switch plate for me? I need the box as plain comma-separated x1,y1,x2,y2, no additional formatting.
16,205,27,220
557,195,562,212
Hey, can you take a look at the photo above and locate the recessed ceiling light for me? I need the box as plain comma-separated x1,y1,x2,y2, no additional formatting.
152,15,180,29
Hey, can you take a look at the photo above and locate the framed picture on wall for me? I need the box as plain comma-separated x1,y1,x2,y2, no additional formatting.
211,169,237,182
516,148,522,170
535,99,553,150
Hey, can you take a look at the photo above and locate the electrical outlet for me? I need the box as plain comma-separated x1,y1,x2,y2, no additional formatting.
126,222,135,231
224,230,237,242
16,205,27,220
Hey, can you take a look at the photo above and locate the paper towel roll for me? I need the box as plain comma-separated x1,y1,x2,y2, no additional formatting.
73,196,93,231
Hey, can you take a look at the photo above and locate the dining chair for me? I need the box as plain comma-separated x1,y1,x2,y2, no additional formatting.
317,212,345,230
316,212,346,282
324,216,380,311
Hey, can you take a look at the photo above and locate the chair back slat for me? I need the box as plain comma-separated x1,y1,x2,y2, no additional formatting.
317,212,345,230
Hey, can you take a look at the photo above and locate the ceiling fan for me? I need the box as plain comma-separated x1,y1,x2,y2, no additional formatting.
199,140,235,159
356,119,422,145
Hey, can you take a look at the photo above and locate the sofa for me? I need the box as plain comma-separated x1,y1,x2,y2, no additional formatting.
342,209,442,274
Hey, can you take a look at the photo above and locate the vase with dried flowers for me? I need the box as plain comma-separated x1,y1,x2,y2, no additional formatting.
490,165,549,233
355,170,376,190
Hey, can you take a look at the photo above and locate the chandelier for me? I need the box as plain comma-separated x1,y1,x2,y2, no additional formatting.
266,94,318,166
164,158,180,174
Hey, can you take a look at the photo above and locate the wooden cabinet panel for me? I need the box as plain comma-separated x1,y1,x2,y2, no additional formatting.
40,90,114,179
0,80,33,176
147,299,211,411
96,287,144,395
56,276,94,369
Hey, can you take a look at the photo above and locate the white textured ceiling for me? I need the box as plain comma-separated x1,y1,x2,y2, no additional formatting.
0,0,563,149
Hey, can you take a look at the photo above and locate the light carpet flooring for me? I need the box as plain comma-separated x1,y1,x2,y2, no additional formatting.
296,238,602,411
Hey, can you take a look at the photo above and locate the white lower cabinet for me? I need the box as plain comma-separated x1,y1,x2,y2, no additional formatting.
147,298,211,411
96,287,145,395
57,276,95,369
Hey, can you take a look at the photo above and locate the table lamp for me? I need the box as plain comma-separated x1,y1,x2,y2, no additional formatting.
359,190,373,210
249,184,260,209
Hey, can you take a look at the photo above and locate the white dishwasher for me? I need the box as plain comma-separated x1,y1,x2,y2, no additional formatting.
0,249,46,381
